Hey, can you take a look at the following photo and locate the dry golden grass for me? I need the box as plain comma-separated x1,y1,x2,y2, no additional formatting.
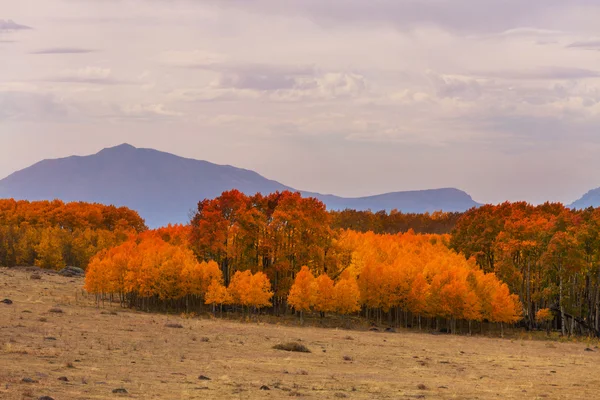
1,266,599,399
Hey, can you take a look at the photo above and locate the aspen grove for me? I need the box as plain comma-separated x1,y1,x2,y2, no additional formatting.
81,190,522,334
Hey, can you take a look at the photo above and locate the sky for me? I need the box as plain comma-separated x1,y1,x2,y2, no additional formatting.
2,0,600,205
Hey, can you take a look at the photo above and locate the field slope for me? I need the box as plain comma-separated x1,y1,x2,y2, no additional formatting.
1,267,598,399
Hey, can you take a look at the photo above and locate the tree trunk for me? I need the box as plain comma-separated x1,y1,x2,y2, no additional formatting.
560,265,566,336
527,259,532,329
595,267,600,332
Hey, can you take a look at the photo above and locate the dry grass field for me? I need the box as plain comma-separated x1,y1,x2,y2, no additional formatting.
1,267,599,400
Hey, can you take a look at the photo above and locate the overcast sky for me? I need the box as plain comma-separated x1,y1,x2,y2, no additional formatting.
2,0,600,204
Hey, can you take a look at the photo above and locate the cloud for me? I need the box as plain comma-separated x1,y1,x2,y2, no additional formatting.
172,70,367,103
160,50,224,68
0,91,67,121
164,53,365,101
212,65,364,99
472,67,600,80
30,47,97,55
214,64,316,91
117,103,184,120
161,50,316,91
206,0,600,34
296,72,367,99
567,40,600,50
217,73,296,91
0,19,31,31
495,28,565,38
468,112,600,147
427,73,482,101
167,87,261,103
43,67,131,85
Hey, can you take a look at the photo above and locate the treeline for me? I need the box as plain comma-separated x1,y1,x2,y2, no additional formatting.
330,209,462,235
85,223,521,334
451,202,600,336
0,199,146,269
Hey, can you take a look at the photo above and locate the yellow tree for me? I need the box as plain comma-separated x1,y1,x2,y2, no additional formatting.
334,272,361,326
407,272,429,329
84,252,112,304
248,271,274,311
35,227,66,270
287,266,315,324
155,246,187,301
312,274,336,317
124,238,162,306
228,270,252,310
180,261,204,299
205,279,232,316
200,261,223,296
105,241,135,304
492,283,522,337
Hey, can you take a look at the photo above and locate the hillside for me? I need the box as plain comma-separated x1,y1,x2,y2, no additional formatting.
569,188,600,210
0,144,480,227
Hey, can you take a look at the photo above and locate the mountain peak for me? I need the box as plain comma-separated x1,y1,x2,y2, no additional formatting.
99,143,137,153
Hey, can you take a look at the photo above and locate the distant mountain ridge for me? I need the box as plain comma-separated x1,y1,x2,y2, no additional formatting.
0,144,481,227
569,188,600,210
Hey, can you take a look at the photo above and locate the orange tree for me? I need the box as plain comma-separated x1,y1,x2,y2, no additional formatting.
287,266,316,324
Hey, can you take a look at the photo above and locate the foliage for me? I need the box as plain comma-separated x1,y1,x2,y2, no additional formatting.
330,209,462,235
451,202,600,335
287,266,316,313
335,230,521,325
311,274,336,314
205,279,232,307
189,190,333,300
0,199,146,270
228,270,274,310
536,308,553,323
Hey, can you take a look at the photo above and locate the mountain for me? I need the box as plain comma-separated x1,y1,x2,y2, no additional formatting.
306,188,479,215
0,144,480,227
569,188,600,210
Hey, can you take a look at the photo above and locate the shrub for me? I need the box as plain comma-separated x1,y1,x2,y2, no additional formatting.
273,342,311,353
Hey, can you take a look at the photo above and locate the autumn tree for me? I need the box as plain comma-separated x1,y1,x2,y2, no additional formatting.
312,274,336,317
334,272,361,323
287,266,315,324
205,279,232,316
35,227,66,270
536,308,553,335
248,271,274,310
491,283,522,336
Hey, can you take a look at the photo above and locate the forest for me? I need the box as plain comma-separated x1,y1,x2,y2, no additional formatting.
3,192,599,336
0,199,146,269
